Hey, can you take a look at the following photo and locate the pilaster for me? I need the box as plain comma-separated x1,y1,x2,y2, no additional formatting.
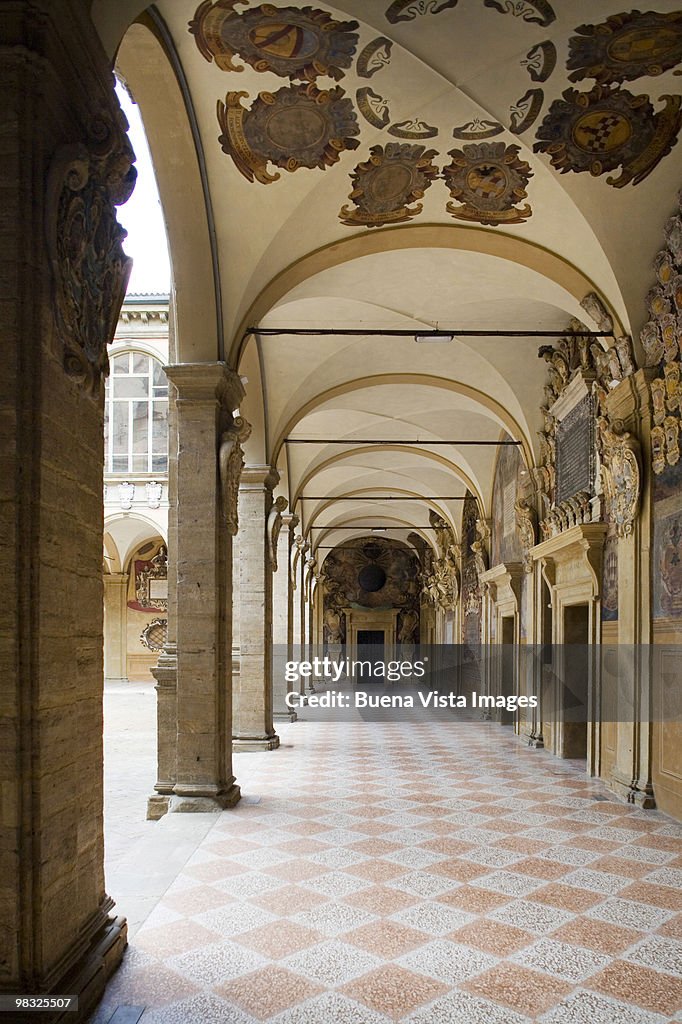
604,369,657,807
103,574,129,683
233,466,280,751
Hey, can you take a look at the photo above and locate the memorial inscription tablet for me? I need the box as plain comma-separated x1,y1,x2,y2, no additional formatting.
556,393,595,504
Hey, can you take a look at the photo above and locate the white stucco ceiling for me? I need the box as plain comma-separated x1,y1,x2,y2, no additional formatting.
102,0,682,552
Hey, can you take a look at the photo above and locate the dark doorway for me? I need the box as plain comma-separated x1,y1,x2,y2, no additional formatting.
562,604,589,759
356,630,384,682
358,630,384,645
500,615,515,724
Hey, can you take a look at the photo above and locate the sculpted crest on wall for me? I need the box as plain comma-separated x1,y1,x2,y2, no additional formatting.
533,308,638,540
47,110,136,394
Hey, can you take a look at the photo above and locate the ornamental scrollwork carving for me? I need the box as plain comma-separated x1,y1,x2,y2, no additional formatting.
219,416,252,534
424,510,460,611
597,417,641,538
268,496,289,570
47,111,136,395
136,544,169,610
140,618,168,652
471,520,490,579
643,191,682,474
515,497,537,571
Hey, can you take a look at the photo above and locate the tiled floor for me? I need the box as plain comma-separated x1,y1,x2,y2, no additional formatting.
92,711,682,1024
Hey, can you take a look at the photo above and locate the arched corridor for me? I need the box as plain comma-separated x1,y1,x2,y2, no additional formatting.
3,0,682,1021
93,710,682,1023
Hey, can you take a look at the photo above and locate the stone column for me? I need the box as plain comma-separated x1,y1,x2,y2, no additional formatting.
164,363,245,811
0,3,132,1009
103,573,129,683
233,467,280,750
148,378,178,818
273,512,297,722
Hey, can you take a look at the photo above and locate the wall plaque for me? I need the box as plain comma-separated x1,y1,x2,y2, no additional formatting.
556,393,595,504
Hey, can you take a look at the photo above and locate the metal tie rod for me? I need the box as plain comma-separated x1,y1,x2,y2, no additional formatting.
286,438,521,445
300,495,467,500
309,525,437,530
248,327,611,339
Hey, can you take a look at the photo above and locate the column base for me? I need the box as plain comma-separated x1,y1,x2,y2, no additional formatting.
528,735,545,748
609,771,657,810
233,734,280,752
147,794,171,820
166,781,241,813
274,710,298,723
20,913,127,1024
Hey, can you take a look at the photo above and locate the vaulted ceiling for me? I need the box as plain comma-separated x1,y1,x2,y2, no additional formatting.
97,0,682,556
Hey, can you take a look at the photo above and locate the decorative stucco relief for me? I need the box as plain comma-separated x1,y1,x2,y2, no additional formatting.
47,111,136,395
644,191,682,474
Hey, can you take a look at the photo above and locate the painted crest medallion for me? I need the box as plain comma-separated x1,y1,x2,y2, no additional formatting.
534,85,682,187
190,1,359,81
442,141,533,226
217,85,360,184
567,10,682,86
339,143,439,227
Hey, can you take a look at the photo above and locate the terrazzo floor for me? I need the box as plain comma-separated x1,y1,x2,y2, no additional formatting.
92,707,682,1024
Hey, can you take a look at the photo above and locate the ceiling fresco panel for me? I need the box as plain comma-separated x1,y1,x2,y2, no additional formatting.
567,10,682,86
189,0,359,81
442,141,533,225
339,143,439,226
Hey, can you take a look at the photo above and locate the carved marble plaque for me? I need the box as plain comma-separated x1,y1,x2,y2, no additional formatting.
556,394,595,504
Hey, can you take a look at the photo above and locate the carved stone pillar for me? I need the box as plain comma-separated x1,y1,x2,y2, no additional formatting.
273,512,297,722
233,467,280,750
0,1,133,1009
163,363,245,811
103,573,129,683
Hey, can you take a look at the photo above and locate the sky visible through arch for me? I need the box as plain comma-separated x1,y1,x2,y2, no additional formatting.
116,81,171,296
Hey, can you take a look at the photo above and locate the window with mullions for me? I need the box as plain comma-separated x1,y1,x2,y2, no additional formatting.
104,352,168,474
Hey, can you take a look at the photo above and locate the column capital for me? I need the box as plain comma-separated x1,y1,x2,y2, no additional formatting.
240,464,279,491
165,361,244,410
